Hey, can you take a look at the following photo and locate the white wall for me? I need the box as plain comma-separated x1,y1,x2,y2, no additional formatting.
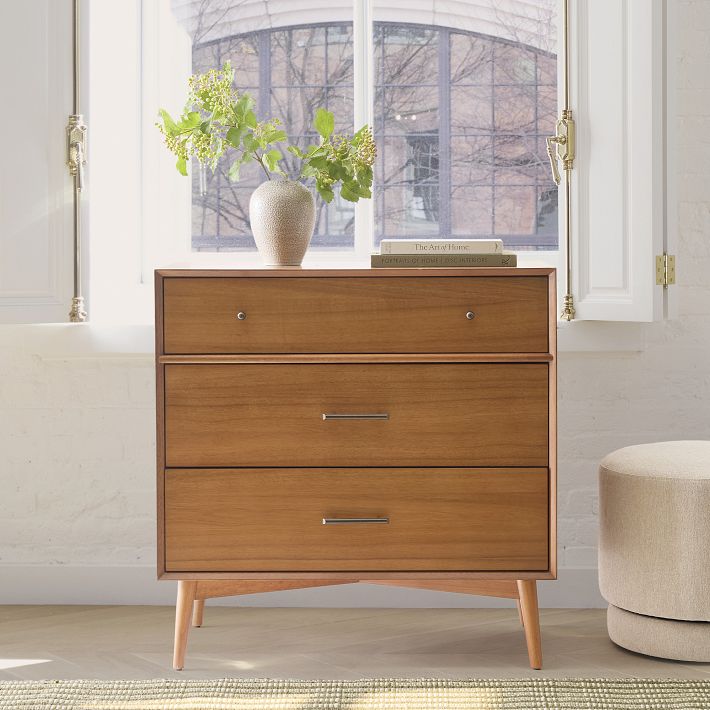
1,0,709,607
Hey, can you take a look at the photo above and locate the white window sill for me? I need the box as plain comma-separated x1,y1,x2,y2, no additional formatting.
1,319,643,360
3,244,643,358
6,245,642,359
0,323,155,360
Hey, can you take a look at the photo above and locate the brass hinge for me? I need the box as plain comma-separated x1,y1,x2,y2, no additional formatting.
655,254,676,288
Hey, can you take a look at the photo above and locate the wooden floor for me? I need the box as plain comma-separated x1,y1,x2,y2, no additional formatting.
1,606,709,680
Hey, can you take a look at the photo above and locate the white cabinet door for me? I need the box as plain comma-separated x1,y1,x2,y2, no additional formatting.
569,0,666,321
0,1,74,323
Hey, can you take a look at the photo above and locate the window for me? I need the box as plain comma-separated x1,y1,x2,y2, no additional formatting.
67,0,670,328
172,1,558,254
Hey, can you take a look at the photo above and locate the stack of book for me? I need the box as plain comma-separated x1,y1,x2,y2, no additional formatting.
371,239,516,268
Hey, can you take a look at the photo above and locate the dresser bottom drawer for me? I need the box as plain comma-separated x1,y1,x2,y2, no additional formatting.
164,469,549,573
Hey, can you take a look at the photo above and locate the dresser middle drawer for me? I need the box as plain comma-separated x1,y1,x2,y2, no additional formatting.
164,363,549,467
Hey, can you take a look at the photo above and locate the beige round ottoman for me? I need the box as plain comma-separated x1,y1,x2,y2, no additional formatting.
599,440,710,662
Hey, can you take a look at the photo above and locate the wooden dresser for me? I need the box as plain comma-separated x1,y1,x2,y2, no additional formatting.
155,267,557,670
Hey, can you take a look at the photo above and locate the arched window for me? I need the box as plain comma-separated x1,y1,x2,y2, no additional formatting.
185,11,557,252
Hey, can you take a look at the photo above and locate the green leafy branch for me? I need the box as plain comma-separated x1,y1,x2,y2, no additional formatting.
288,110,376,203
157,63,376,205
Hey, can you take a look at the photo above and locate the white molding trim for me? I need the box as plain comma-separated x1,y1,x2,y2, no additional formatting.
0,566,605,608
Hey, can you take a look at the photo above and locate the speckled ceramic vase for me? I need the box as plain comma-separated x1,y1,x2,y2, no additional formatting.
249,180,316,266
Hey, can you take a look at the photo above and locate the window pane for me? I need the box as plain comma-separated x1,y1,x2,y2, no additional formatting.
373,0,558,250
494,186,538,235
271,27,326,87
451,136,493,185
451,86,493,133
451,34,493,85
494,87,537,132
270,24,355,249
173,2,354,252
374,23,440,242
494,43,537,85
495,135,543,184
381,134,440,237
219,35,261,88
451,186,493,235
380,86,440,133
189,35,260,252
175,1,558,253
374,25,438,87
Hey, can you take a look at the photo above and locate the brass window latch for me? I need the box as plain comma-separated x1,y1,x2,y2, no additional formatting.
548,108,576,322
67,114,87,191
546,110,576,186
67,113,88,323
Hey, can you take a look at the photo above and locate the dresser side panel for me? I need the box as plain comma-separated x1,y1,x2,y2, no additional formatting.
155,271,166,577
548,271,558,578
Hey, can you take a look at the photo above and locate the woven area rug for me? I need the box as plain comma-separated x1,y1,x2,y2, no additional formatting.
1,678,710,709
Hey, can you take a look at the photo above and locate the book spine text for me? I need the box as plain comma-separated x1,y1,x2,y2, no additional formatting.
371,253,517,268
380,239,503,255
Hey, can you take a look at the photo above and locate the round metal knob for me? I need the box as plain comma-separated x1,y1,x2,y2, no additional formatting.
236,311,247,320
465,311,475,320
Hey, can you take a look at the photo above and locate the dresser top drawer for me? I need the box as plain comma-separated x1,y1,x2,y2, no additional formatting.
158,270,552,355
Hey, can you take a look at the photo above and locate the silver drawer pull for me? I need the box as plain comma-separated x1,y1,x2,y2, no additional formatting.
236,311,247,320
322,517,390,525
322,413,389,421
466,311,476,320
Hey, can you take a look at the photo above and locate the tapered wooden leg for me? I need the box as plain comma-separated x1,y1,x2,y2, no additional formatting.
173,581,197,670
517,579,542,669
516,599,524,626
192,599,205,628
